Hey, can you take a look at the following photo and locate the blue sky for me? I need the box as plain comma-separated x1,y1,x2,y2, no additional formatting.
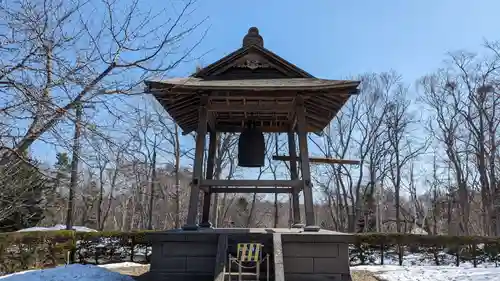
31,0,500,166
182,0,500,82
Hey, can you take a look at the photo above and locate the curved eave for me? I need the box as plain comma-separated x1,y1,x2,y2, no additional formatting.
146,79,360,135
145,79,360,93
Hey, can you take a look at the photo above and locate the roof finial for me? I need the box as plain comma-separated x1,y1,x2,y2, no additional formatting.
242,27,264,48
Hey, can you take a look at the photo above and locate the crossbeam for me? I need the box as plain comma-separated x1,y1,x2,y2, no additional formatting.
200,179,301,187
210,187,293,193
207,103,292,112
272,155,360,165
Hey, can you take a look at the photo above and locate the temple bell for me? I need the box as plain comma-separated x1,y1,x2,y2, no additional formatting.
237,121,265,168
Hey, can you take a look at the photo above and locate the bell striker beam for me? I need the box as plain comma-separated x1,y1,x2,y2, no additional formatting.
200,129,217,228
287,127,302,227
183,96,209,230
296,96,319,231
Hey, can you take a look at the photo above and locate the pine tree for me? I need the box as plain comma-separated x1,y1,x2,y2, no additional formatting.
0,154,54,232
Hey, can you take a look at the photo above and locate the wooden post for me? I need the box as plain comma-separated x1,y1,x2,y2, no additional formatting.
288,129,303,228
295,97,319,231
183,99,208,230
200,130,217,228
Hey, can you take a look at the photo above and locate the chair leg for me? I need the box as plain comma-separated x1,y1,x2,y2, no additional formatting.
228,255,232,281
266,255,269,281
256,261,260,281
238,262,242,281
223,262,226,281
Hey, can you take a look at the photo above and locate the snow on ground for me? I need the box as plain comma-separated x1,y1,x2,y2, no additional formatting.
0,264,134,281
2,261,500,281
17,224,97,232
352,265,500,281
350,248,499,267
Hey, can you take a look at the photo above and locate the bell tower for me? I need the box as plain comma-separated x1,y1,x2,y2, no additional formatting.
146,27,360,230
144,26,361,281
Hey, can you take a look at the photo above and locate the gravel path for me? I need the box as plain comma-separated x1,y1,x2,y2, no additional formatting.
107,265,381,281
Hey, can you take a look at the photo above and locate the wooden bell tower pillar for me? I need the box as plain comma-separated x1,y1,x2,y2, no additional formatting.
183,98,209,230
182,95,328,231
287,127,302,227
294,96,319,231
199,129,217,228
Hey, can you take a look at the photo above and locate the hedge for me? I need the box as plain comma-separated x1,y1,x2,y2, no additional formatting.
0,231,499,274
350,233,500,267
0,230,155,274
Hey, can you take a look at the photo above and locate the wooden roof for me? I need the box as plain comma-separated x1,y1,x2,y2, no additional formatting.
193,44,314,79
146,77,359,134
146,78,357,91
145,27,360,135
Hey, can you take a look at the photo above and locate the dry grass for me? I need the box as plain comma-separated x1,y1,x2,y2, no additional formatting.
351,270,381,281
107,265,382,281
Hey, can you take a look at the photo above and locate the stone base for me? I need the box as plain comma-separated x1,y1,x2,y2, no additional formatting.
145,228,352,281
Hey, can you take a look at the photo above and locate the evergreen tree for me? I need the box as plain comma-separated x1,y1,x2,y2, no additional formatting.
0,153,55,232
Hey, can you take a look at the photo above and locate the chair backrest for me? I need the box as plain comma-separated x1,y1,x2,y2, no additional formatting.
236,243,263,262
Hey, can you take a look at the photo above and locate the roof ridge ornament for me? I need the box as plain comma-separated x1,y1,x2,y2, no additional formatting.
242,27,264,48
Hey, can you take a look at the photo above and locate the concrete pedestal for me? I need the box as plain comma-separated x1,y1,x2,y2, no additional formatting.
145,228,352,281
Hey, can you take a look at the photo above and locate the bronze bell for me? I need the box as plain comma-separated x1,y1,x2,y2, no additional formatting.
238,122,265,167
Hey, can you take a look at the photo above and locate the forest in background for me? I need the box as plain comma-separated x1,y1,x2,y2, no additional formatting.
0,0,499,237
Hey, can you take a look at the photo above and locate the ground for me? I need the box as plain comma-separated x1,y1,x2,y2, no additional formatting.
104,263,500,281
3,261,500,281
350,271,380,281
104,264,380,281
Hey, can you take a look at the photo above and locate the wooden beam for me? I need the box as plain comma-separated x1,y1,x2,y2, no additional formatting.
295,96,318,230
212,125,322,133
207,103,293,112
211,187,293,193
287,129,301,226
207,113,216,131
184,100,208,229
272,155,361,165
200,130,217,227
201,179,301,187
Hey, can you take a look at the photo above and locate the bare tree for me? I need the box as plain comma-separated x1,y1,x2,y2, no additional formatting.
384,79,429,233
315,72,394,232
420,45,500,235
0,0,205,164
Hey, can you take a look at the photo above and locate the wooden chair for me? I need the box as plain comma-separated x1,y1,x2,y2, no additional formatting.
225,243,269,281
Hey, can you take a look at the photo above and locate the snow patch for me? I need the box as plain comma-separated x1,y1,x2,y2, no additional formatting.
352,265,500,281
17,224,97,232
0,264,133,281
